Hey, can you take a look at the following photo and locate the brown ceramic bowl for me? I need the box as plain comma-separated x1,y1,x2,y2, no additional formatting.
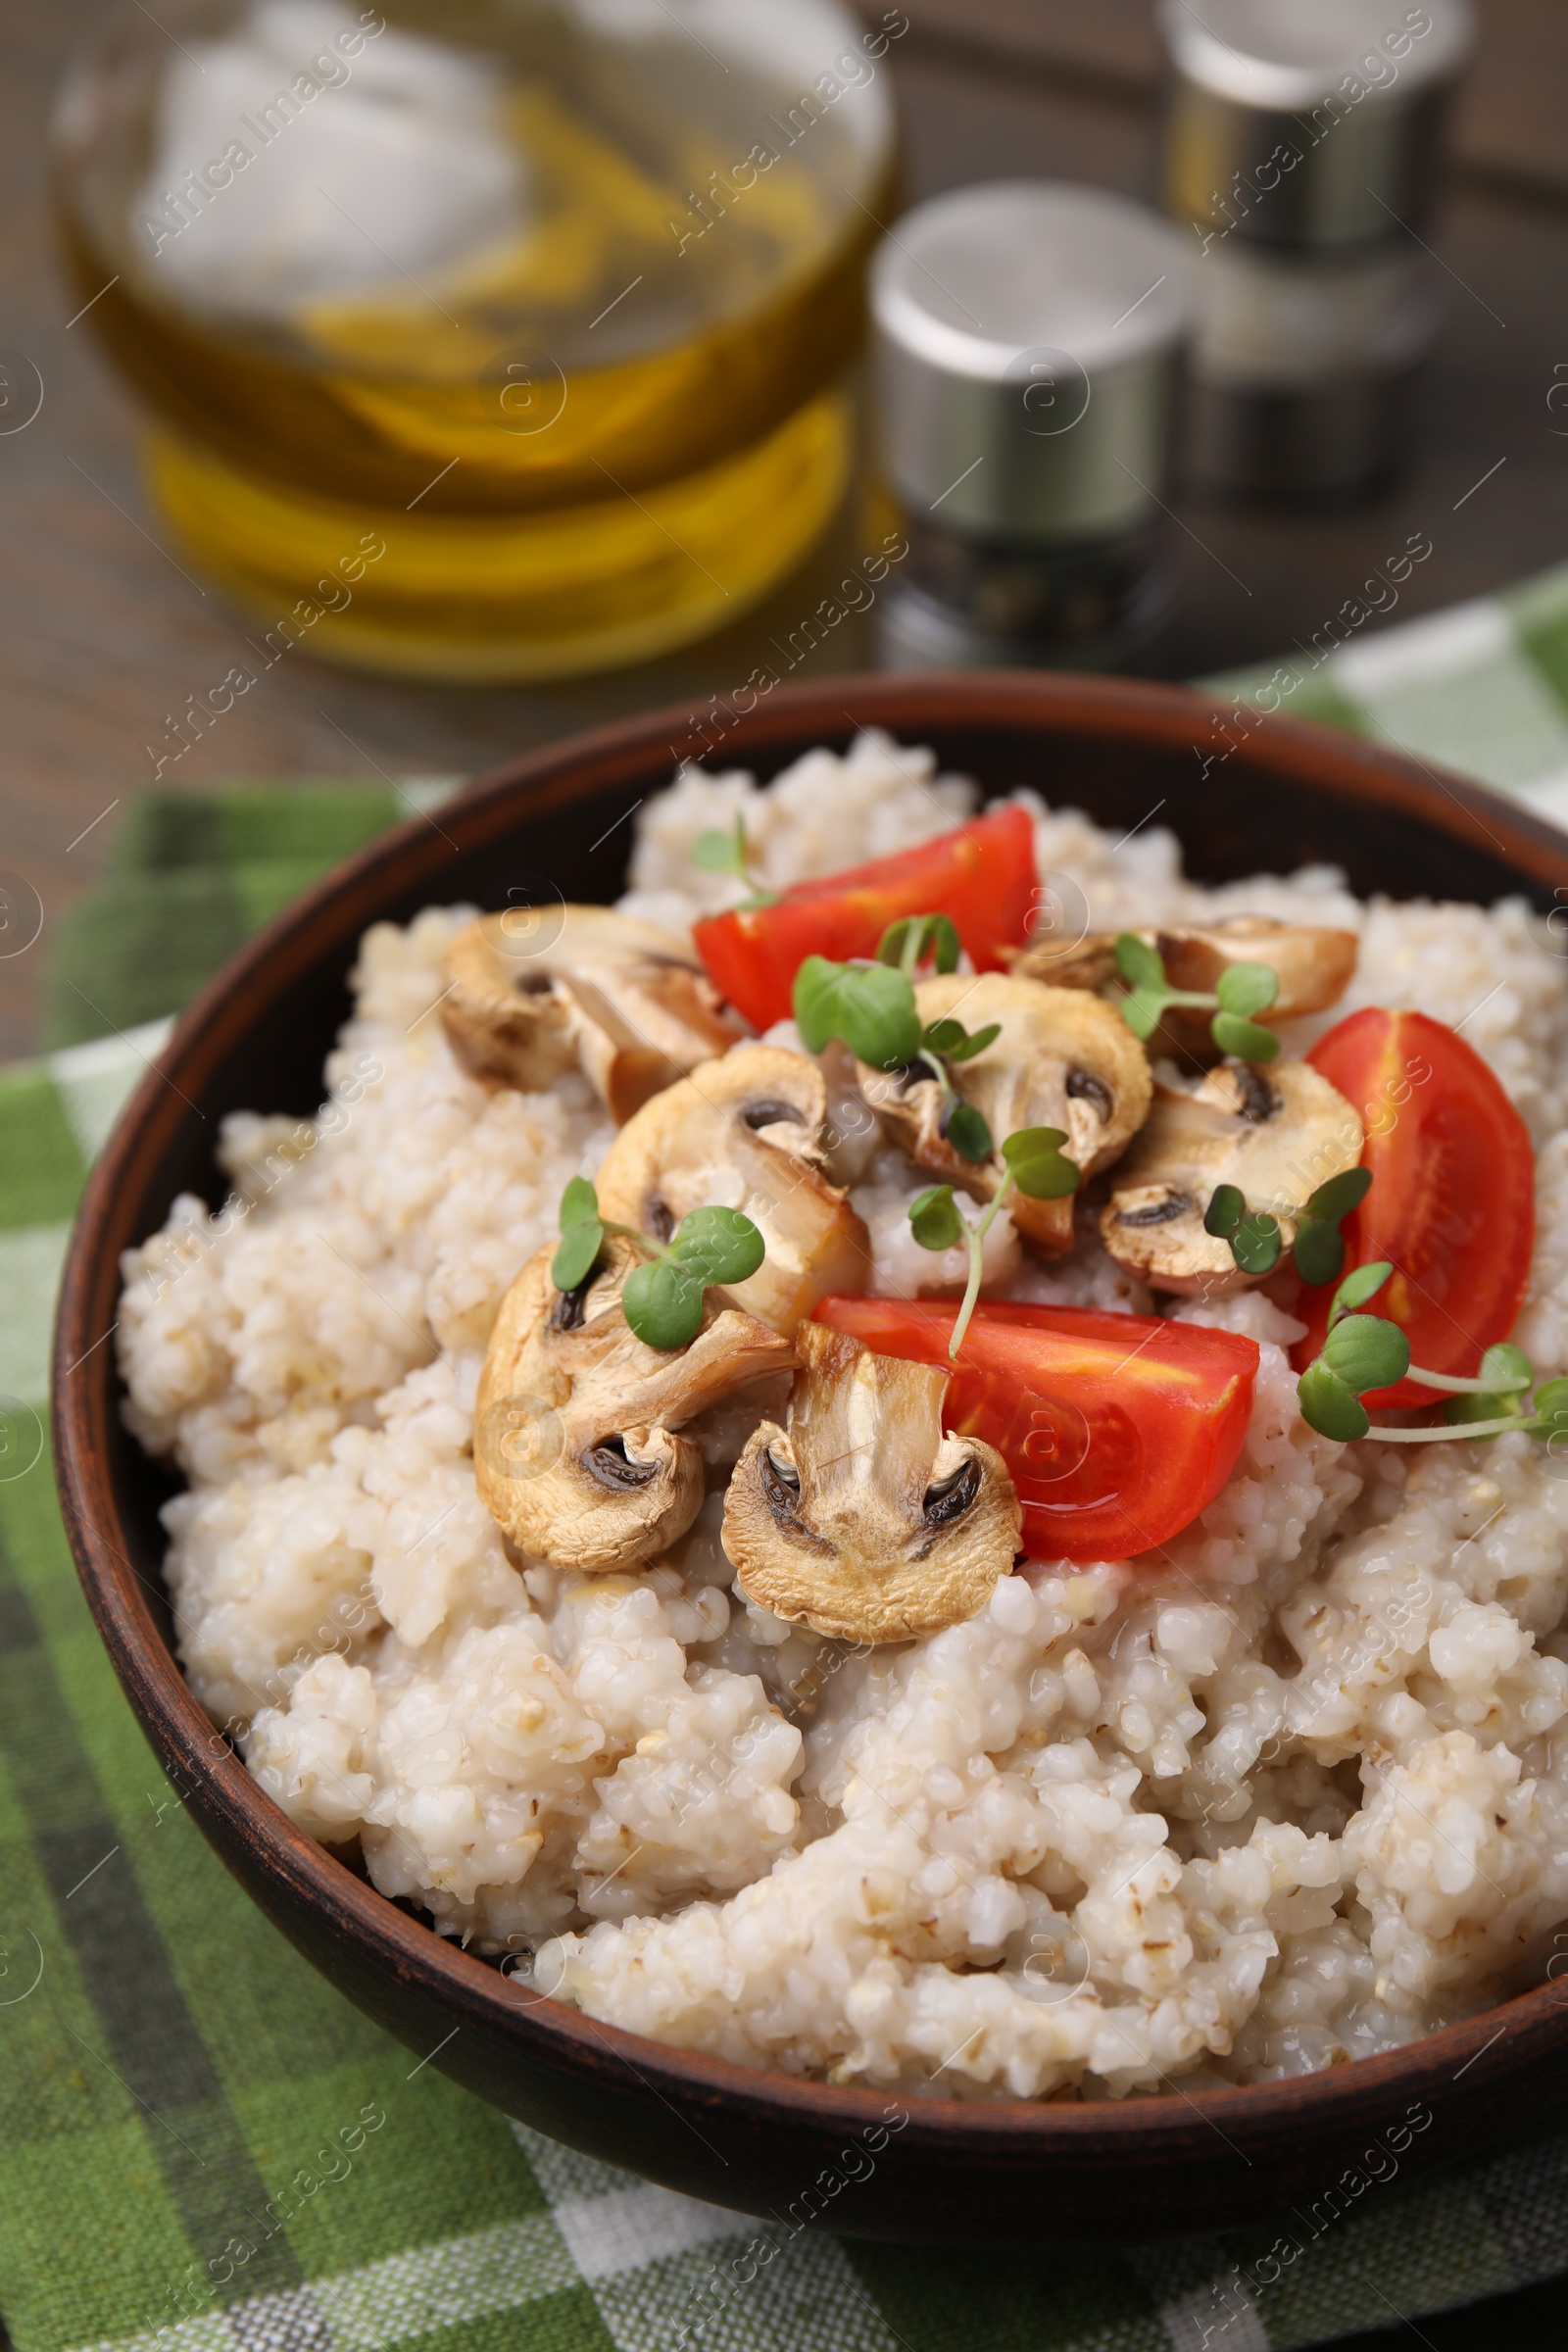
54,672,1568,2247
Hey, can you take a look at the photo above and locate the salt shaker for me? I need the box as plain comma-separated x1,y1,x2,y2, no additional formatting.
870,181,1193,671
1158,0,1475,501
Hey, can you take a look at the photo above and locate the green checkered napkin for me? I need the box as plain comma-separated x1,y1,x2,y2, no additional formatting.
40,781,461,1051
1208,556,1568,825
10,570,1568,2352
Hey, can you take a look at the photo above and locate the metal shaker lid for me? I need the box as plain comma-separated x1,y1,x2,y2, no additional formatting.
871,182,1192,544
1160,0,1475,251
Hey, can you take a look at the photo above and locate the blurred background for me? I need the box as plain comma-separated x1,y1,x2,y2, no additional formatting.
3,0,1568,1061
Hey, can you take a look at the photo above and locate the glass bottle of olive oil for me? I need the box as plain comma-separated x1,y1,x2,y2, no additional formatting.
53,1,899,680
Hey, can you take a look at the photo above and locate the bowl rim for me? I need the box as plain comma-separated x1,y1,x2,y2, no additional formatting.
52,666,1568,2154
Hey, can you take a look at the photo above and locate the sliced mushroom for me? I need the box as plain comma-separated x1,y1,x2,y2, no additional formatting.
475,1237,794,1573
593,1045,871,1335
441,906,745,1122
1017,915,1358,1065
857,974,1152,1256
722,1322,1020,1642
1101,1058,1363,1295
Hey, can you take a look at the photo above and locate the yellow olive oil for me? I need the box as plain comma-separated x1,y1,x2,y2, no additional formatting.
55,1,900,677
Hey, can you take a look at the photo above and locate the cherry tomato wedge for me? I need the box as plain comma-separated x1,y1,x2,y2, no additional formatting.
1293,1008,1535,1407
812,1297,1259,1564
693,803,1037,1032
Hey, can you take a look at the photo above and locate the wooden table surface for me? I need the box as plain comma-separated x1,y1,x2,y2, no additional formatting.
4,0,1568,1061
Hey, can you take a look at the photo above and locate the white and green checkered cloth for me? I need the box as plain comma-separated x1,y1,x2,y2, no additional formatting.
9,566,1568,2352
1209,558,1568,824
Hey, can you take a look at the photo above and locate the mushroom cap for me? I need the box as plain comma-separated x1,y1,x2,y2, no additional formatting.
1101,1058,1364,1295
1018,915,1358,1066
441,906,744,1121
593,1045,871,1335
475,1238,795,1573
858,973,1152,1255
722,1322,1021,1643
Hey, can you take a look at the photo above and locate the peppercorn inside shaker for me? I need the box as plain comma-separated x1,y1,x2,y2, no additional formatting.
1159,0,1475,502
870,182,1194,672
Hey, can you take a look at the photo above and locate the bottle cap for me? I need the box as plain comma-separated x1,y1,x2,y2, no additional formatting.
1160,0,1474,252
871,181,1193,546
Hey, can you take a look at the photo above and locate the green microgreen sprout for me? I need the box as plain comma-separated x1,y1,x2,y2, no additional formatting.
1296,1310,1412,1443
691,812,779,908
1202,1164,1371,1284
552,1176,763,1350
1202,1182,1282,1276
907,1126,1081,1359
878,911,961,981
1113,933,1282,1062
794,955,921,1069
793,915,1002,1165
1290,1166,1373,1287
1328,1258,1396,1326
1297,1260,1544,1446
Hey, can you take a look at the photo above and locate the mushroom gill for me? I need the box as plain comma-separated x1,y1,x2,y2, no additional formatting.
475,1237,794,1573
722,1321,1020,1642
593,1045,871,1335
1101,1058,1364,1295
857,973,1152,1255
441,905,744,1121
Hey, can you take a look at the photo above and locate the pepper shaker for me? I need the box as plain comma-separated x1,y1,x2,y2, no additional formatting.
1158,0,1475,501
870,181,1193,671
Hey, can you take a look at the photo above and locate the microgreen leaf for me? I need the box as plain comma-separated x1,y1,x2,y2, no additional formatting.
553,1176,604,1291
561,1175,600,1229
945,1102,994,1163
621,1256,707,1349
1481,1343,1535,1391
1232,1211,1282,1275
793,956,922,1068
1001,1125,1081,1200
1527,1378,1568,1438
1211,1011,1281,1062
921,1017,966,1053
791,956,842,1053
1114,932,1165,992
908,1185,966,1251
931,1020,1001,1064
1291,1215,1345,1289
878,913,960,976
1298,1360,1371,1442
1321,1312,1411,1394
1204,1182,1278,1274
667,1204,764,1287
1304,1167,1371,1225
1329,1261,1393,1326
552,1219,603,1293
1119,987,1167,1042
692,823,745,876
1293,1165,1372,1287
1214,961,1280,1019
